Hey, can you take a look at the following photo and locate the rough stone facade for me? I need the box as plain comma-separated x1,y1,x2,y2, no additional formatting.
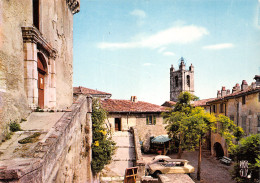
207,76,260,157
170,57,194,102
107,113,167,152
0,0,80,140
0,95,92,183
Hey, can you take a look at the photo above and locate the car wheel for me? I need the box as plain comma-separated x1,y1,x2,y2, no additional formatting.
153,171,162,178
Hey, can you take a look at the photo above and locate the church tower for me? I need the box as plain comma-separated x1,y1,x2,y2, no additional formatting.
170,57,194,102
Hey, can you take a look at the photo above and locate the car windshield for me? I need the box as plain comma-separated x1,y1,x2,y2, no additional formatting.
163,161,185,167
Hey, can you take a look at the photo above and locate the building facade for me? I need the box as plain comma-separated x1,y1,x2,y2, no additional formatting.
170,57,194,102
207,76,260,157
101,97,169,152
0,0,80,136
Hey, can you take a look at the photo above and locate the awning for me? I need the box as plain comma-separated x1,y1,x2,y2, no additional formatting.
151,135,171,144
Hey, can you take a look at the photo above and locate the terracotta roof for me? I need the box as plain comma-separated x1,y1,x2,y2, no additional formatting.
207,86,260,103
161,101,176,107
73,86,111,96
101,99,169,113
193,98,216,107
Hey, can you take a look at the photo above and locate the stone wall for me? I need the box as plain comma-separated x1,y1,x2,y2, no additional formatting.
0,95,92,183
0,0,80,139
106,113,167,152
130,127,145,181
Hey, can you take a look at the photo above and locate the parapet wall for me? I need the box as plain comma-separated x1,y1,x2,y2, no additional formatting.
130,127,145,180
0,95,92,182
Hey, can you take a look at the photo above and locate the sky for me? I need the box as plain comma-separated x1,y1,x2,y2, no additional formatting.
73,0,260,105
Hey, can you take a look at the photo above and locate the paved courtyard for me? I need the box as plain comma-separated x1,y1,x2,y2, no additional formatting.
143,150,236,183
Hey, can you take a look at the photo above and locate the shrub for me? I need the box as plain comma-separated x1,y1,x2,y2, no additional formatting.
18,132,41,144
9,121,22,132
230,134,260,183
91,98,115,175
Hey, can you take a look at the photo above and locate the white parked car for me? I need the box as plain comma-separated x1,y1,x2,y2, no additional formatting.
148,159,195,177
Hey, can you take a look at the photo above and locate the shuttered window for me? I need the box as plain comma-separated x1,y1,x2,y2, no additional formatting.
146,116,156,125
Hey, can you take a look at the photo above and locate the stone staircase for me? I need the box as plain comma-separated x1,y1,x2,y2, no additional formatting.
100,131,136,183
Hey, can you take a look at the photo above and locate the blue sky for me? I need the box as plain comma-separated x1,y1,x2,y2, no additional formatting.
73,0,260,105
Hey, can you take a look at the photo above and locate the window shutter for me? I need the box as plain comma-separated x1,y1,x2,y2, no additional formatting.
153,116,156,125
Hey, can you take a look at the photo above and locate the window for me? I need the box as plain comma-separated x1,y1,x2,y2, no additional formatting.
175,76,178,87
213,105,216,113
242,116,247,133
146,116,156,125
257,115,260,133
242,96,246,105
220,103,224,113
230,115,234,122
33,0,40,29
187,75,190,87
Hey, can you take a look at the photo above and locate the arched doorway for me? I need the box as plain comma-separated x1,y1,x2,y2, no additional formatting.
214,142,224,158
37,54,47,109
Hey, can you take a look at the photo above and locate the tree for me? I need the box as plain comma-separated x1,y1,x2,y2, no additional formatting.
91,98,116,175
164,92,243,181
230,134,260,183
185,107,217,180
163,92,198,158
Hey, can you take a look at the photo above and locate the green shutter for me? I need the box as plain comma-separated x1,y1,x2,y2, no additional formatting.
153,116,156,125
146,117,148,125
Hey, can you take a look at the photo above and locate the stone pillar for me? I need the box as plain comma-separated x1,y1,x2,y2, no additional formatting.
49,59,56,109
23,42,38,109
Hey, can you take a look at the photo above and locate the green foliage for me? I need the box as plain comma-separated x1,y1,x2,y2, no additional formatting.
18,132,41,144
173,92,198,113
9,121,22,132
163,92,213,152
230,134,260,183
218,115,244,150
91,98,116,175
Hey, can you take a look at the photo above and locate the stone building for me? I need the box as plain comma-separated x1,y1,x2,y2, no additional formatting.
73,86,112,101
101,96,169,151
0,0,80,137
170,57,194,102
207,75,260,157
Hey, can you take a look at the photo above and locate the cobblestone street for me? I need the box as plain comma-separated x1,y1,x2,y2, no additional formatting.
143,150,236,183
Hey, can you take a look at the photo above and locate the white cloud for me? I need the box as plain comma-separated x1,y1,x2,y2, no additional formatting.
97,25,209,50
158,47,166,53
163,51,175,56
143,63,152,66
130,9,146,19
203,43,234,50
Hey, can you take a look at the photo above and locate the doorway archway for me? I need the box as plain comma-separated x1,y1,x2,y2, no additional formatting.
213,142,224,158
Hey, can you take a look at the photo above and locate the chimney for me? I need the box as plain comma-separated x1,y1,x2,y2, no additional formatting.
241,80,248,91
251,82,256,89
254,75,260,87
130,96,137,103
217,90,221,98
232,83,240,93
221,86,227,97
226,89,230,95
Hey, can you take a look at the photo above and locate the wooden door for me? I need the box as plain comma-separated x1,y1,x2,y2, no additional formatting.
115,118,121,131
38,72,44,109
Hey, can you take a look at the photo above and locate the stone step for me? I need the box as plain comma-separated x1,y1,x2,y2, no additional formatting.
113,147,136,160
112,158,136,161
100,176,124,183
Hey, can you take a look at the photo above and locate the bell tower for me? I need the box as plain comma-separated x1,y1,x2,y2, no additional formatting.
170,57,194,102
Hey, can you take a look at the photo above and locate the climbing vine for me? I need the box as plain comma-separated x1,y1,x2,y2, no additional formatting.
91,98,115,175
